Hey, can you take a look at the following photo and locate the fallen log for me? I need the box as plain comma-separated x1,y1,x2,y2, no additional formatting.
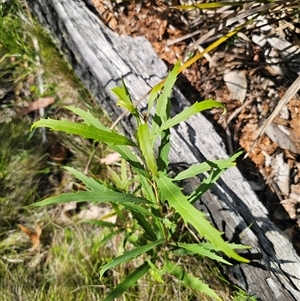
28,0,300,300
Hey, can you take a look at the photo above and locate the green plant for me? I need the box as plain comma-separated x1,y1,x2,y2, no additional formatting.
31,62,250,301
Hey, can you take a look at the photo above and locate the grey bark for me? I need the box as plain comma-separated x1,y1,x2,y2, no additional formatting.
28,0,300,300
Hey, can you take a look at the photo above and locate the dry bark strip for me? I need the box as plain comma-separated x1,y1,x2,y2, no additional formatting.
28,1,300,300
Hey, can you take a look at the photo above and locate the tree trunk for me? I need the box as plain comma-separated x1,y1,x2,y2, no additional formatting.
28,1,300,300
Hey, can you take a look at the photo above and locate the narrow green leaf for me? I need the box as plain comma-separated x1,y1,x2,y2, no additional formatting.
155,172,249,263
137,123,157,176
188,168,224,204
156,127,171,172
102,261,151,301
62,166,109,192
112,145,148,179
140,174,156,202
30,191,149,207
183,151,244,204
201,241,251,251
59,107,149,179
165,259,222,301
121,202,156,218
63,106,107,130
130,211,158,241
112,78,139,117
32,119,136,146
147,81,163,114
172,243,232,265
100,239,162,278
158,100,225,134
174,159,235,181
151,62,179,136
58,108,148,178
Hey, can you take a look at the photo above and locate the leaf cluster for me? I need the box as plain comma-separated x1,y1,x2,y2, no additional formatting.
31,62,250,300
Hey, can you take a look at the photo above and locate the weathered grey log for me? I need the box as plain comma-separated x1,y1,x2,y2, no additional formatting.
28,1,300,300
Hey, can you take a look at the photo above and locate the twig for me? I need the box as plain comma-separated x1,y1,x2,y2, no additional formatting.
32,37,47,143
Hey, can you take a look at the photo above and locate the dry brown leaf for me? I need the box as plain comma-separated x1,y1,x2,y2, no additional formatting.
18,224,42,251
17,96,55,117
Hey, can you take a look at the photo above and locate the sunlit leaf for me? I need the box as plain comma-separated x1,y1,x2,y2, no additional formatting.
178,18,255,74
151,62,179,137
30,190,149,207
137,123,157,175
32,119,136,146
147,81,163,114
174,159,235,181
64,106,107,129
158,100,225,134
155,172,249,263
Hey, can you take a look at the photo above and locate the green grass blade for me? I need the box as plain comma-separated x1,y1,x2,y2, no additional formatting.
32,119,137,146
62,166,109,192
100,239,162,278
172,243,232,265
165,259,222,301
30,191,149,207
102,261,151,301
155,172,249,263
97,229,125,249
137,123,158,175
